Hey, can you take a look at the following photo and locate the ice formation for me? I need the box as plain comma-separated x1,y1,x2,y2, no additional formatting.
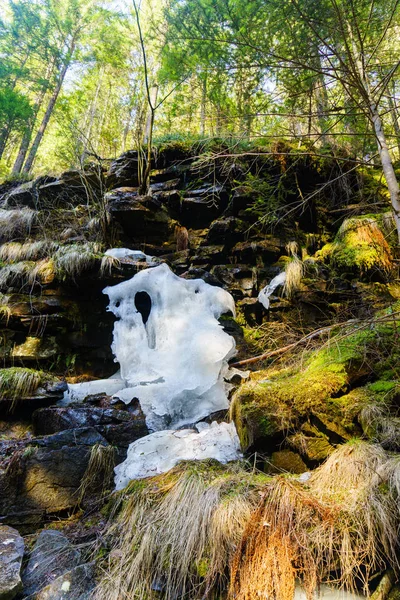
114,421,241,489
258,270,286,309
104,263,236,430
104,247,155,264
64,261,241,486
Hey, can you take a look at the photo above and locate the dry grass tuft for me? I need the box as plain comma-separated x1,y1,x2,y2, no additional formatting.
0,241,57,263
99,254,121,277
0,208,36,242
77,444,116,503
28,258,56,286
0,262,36,291
53,242,102,280
0,367,45,411
230,441,399,600
94,461,266,600
283,257,304,298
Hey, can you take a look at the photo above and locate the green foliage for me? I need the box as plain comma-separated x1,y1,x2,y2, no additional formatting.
0,88,32,132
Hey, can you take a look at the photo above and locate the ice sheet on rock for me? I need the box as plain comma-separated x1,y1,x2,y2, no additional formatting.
105,248,156,264
114,421,241,489
61,378,124,405
104,263,236,430
258,271,286,310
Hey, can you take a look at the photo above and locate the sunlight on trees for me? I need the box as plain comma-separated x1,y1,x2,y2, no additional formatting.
0,0,400,236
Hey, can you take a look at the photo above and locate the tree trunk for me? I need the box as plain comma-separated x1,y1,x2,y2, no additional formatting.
388,85,400,158
0,127,10,160
84,67,103,151
22,40,75,174
12,62,55,175
371,102,400,243
144,85,158,144
200,76,207,136
140,107,154,195
0,51,34,161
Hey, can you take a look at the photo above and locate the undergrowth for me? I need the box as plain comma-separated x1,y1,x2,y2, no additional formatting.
94,460,269,600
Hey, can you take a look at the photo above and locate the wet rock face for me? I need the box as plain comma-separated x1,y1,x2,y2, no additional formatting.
32,405,148,447
0,525,24,600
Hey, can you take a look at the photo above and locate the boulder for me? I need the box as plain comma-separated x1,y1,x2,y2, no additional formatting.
269,450,308,474
106,151,139,189
106,190,176,247
166,195,224,229
232,238,283,263
3,177,96,210
0,525,24,600
30,562,95,600
22,530,81,597
206,217,246,246
32,405,148,447
0,428,108,524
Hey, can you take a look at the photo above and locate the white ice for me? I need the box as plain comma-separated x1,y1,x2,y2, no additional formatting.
61,377,124,405
258,271,286,309
104,248,155,263
103,263,236,431
62,260,242,485
114,421,241,489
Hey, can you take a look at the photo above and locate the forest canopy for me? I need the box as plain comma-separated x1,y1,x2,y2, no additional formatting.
1,0,400,222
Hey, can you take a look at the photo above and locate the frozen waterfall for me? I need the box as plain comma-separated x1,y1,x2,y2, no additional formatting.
258,270,286,309
64,258,242,484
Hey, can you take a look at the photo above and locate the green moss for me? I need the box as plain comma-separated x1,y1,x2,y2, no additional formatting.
316,216,393,275
232,323,396,449
368,380,397,394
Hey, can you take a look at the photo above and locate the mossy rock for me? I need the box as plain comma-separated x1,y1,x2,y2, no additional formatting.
316,216,393,278
270,450,307,474
231,318,399,452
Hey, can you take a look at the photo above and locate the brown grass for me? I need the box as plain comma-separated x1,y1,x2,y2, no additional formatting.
93,461,266,600
77,444,116,503
230,441,400,600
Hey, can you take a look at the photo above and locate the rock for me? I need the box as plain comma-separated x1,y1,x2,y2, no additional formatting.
32,406,148,447
0,371,67,418
30,562,95,600
106,151,139,188
206,217,246,246
3,177,96,210
2,181,38,208
270,450,308,474
237,297,265,324
22,530,81,597
232,238,282,263
211,264,257,297
0,525,24,600
11,336,59,361
180,267,222,286
166,196,224,228
289,423,335,463
0,427,108,524
106,190,176,247
191,245,226,266
149,178,180,193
